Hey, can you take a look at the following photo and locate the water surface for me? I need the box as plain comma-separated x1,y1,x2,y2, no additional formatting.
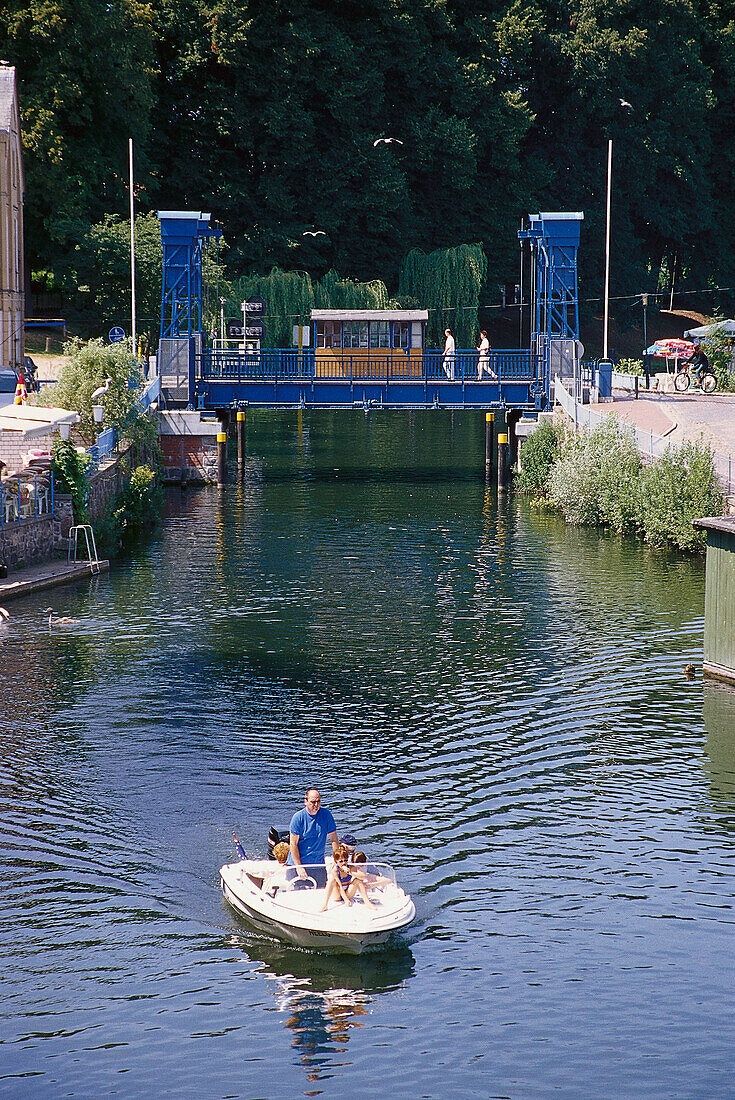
1,411,734,1097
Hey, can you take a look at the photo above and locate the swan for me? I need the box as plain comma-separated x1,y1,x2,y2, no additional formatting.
45,607,80,627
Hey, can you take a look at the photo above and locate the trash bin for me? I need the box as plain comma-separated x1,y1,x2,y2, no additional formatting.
597,358,613,400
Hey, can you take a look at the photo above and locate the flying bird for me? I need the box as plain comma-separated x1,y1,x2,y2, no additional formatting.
373,137,404,147
91,378,113,401
0,607,9,622
302,230,327,237
619,98,633,110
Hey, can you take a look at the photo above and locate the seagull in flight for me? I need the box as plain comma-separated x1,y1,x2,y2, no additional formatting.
373,137,404,147
619,98,633,110
302,230,327,237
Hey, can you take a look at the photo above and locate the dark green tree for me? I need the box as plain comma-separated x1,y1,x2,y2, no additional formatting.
0,0,157,271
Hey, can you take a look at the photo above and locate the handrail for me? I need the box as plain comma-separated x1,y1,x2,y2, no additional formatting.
198,347,535,383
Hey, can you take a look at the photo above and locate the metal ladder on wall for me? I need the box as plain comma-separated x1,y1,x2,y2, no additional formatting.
67,524,100,575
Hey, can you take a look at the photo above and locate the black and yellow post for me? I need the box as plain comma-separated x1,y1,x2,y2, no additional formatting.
217,411,229,488
237,409,246,477
497,431,509,492
485,412,495,480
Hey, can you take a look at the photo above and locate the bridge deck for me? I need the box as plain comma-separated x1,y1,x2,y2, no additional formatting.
193,348,545,411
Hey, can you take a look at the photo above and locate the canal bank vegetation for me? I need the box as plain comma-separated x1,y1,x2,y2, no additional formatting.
93,464,163,558
51,440,162,557
36,338,158,448
517,417,725,553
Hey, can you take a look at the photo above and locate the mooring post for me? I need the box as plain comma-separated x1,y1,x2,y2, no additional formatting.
485,412,495,479
217,410,229,488
237,409,246,476
497,431,509,492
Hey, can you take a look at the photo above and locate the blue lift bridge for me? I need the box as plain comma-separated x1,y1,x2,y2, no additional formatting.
157,210,583,416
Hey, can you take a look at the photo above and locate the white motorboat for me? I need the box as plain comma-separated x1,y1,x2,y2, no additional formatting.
220,859,416,954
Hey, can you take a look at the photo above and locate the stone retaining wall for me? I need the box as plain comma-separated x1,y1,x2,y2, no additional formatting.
0,493,74,572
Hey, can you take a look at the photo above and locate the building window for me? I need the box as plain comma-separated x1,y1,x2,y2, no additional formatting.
410,321,423,349
342,321,368,348
316,320,341,348
369,321,390,348
394,322,409,349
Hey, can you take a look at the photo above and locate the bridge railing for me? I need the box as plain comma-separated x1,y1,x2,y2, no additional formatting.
198,348,535,383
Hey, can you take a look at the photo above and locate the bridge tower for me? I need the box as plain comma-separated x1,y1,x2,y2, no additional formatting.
157,210,220,403
519,212,583,407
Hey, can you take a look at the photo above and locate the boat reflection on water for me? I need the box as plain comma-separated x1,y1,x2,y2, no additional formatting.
231,933,414,1084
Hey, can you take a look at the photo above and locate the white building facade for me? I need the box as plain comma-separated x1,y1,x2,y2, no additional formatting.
0,65,24,371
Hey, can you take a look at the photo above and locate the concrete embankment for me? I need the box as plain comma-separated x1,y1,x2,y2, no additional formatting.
0,558,109,603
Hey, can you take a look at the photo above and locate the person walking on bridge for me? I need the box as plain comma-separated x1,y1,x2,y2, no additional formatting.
442,328,456,379
477,330,495,380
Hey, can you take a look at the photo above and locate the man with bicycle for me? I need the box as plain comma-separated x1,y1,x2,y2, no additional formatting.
689,340,710,385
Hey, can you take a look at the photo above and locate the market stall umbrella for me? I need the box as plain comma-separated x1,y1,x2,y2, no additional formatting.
0,404,80,438
646,338,695,358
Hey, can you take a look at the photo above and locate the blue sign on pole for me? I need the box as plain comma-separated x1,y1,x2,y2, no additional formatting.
109,326,125,344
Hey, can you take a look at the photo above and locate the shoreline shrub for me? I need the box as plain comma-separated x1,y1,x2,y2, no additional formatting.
515,420,562,498
547,417,642,531
637,439,725,552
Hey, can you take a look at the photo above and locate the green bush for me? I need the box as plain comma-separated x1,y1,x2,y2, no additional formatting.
616,358,644,376
548,417,642,531
699,325,735,392
51,439,92,522
93,464,162,558
515,420,562,497
637,439,725,552
36,337,155,446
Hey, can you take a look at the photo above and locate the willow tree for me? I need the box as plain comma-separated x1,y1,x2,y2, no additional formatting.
236,268,314,347
314,270,391,310
398,244,487,348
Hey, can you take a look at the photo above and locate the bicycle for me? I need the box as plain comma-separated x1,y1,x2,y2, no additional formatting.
674,364,717,393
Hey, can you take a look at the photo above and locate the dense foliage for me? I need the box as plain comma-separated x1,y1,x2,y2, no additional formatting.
94,464,162,557
5,0,735,334
51,439,91,522
514,419,562,497
531,417,725,552
39,338,156,447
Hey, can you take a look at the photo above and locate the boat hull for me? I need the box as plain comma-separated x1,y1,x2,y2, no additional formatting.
220,861,415,955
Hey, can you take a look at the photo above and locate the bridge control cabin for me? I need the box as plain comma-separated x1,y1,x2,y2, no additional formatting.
312,309,427,378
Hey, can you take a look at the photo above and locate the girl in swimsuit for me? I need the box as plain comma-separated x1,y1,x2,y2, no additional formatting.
319,845,376,911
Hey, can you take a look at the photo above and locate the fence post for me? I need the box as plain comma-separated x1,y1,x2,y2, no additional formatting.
729,455,732,493
35,474,38,518
650,429,653,459
0,482,3,528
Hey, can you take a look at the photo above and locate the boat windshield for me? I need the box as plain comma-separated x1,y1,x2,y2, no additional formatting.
277,862,398,890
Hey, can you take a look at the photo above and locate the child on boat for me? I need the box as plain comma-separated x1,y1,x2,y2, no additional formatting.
347,850,391,898
319,844,376,911
262,840,290,894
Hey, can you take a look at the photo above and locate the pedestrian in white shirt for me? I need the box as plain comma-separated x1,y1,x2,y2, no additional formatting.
442,328,456,379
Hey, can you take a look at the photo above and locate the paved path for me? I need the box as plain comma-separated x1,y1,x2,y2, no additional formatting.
0,559,109,604
593,391,735,460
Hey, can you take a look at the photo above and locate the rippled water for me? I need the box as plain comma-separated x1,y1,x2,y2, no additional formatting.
2,411,734,1098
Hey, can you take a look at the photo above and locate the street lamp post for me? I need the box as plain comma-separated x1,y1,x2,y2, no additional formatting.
603,138,613,360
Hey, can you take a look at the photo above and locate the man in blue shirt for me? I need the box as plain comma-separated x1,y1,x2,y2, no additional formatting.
288,788,338,882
